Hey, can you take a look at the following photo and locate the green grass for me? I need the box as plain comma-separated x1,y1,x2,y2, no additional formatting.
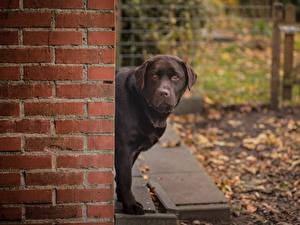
193,41,271,105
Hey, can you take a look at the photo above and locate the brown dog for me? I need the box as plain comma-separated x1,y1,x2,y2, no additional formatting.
115,55,197,214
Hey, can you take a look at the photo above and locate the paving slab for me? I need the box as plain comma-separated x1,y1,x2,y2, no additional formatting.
115,177,156,213
138,125,230,222
115,213,178,225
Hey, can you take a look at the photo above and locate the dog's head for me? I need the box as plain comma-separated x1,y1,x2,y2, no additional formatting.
134,55,197,114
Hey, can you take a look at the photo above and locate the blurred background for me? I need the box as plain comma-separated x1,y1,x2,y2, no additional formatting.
117,0,300,106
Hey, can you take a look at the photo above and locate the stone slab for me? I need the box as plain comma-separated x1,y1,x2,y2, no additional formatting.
139,125,230,222
174,97,203,115
150,173,227,206
115,213,178,225
115,177,156,213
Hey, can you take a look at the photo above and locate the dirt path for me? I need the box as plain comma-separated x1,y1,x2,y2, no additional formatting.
171,105,300,225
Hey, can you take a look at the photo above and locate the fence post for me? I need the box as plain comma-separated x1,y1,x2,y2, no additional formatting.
271,2,284,109
282,4,296,101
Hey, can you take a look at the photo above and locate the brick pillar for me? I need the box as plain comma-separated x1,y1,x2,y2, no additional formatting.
0,0,115,224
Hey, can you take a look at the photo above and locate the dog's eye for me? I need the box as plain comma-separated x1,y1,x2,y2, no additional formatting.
152,74,159,80
171,75,180,81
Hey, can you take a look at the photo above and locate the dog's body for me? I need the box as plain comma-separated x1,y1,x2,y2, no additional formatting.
115,55,197,215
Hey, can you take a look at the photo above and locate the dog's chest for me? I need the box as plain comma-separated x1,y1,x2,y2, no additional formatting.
134,128,165,152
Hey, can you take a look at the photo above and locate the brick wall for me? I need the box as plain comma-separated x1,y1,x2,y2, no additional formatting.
0,1,115,225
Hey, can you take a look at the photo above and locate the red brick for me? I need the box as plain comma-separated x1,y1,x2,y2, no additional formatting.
88,31,115,45
88,102,114,116
0,137,21,151
26,172,83,185
0,155,52,169
0,0,19,8
25,137,84,151
55,120,113,134
26,205,82,219
102,48,114,64
24,66,83,80
57,188,113,203
0,173,20,186
0,67,20,80
24,31,83,46
0,119,50,134
24,0,83,9
0,207,22,221
87,205,113,218
0,84,52,99
56,13,114,28
88,136,114,150
0,31,18,45
56,49,100,64
0,189,52,204
56,83,113,98
0,102,19,116
87,171,113,185
24,102,84,116
0,48,51,63
57,154,113,169
0,12,51,28
88,67,114,81
88,0,114,10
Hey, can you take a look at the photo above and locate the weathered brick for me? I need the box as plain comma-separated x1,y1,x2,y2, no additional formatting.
88,67,114,81
87,171,113,185
0,155,52,169
88,136,114,150
24,0,83,9
0,102,19,116
0,173,20,186
25,137,84,151
0,0,19,8
23,31,83,46
57,154,113,169
88,31,115,45
56,83,114,98
56,13,114,28
0,67,20,80
87,205,113,218
0,48,51,63
0,137,21,151
24,66,83,80
88,0,114,10
56,48,100,64
24,102,84,116
0,189,52,204
0,31,18,45
57,188,113,203
26,205,82,219
0,119,50,134
55,120,113,134
0,84,52,99
0,207,22,221
0,12,51,28
101,48,115,64
26,172,84,185
88,102,114,116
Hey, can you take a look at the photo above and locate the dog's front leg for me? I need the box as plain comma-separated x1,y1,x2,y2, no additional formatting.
115,148,144,215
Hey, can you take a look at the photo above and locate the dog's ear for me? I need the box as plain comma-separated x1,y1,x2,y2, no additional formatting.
181,62,197,91
134,60,149,91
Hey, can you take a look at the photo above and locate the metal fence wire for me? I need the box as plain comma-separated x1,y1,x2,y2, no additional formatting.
117,2,273,68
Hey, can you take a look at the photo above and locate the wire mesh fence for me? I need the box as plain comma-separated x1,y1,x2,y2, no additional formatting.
117,2,273,68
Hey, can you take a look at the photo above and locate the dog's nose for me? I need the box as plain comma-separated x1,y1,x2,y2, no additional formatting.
159,89,170,98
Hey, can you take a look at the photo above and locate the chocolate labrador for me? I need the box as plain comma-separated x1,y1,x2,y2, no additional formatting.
115,55,197,215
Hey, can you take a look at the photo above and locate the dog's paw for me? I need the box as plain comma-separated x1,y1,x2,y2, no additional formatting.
123,201,145,215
